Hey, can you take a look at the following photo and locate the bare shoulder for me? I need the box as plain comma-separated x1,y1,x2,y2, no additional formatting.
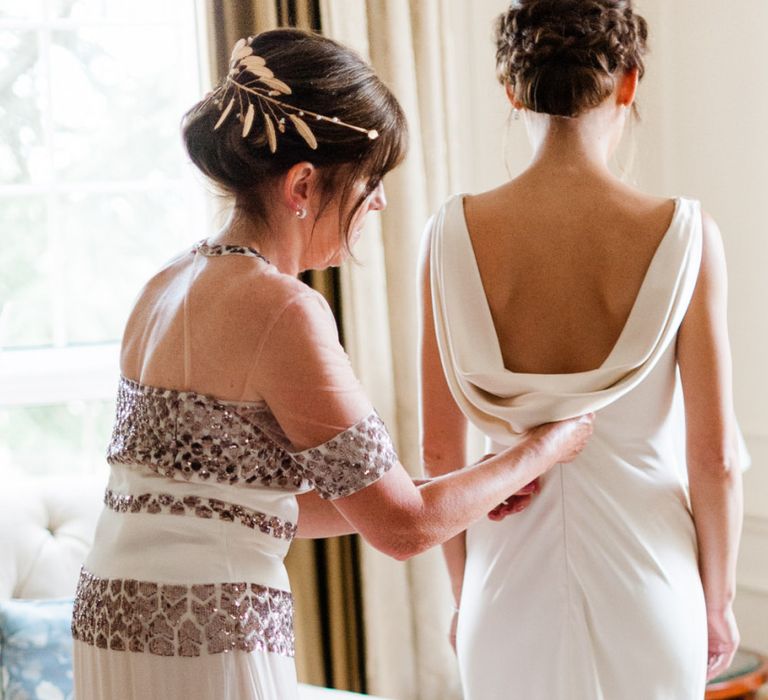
420,192,470,270
249,272,335,342
460,181,527,241
124,248,195,327
701,209,725,249
134,248,192,297
196,256,331,328
697,208,728,287
260,270,329,314
130,246,331,337
610,185,676,227
462,180,520,214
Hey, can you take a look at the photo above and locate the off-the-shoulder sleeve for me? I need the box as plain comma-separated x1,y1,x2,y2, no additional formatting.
289,412,397,499
255,289,397,498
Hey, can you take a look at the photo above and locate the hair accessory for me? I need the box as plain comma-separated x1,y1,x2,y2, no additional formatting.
209,37,380,152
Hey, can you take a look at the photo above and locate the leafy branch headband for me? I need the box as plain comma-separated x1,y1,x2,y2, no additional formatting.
208,37,380,152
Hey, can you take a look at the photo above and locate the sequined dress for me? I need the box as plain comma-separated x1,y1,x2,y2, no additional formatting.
72,243,397,700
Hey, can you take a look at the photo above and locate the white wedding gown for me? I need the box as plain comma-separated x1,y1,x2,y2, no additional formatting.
429,195,742,699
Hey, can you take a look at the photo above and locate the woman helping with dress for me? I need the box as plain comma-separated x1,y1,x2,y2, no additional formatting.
420,1,743,698
70,28,593,700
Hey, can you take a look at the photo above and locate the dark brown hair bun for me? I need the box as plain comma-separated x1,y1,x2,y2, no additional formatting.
182,29,407,244
495,0,648,118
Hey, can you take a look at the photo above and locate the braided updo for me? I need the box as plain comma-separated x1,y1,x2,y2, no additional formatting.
495,0,648,118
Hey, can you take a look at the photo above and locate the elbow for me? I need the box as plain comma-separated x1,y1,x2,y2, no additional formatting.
365,516,436,561
388,535,433,561
688,449,741,481
384,539,432,562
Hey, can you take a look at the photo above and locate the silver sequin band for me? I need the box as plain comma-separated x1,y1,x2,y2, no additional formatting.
107,377,305,490
107,377,397,500
291,412,398,499
103,489,297,541
72,568,294,658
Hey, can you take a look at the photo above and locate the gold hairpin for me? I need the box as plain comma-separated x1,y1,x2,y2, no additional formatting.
209,37,380,152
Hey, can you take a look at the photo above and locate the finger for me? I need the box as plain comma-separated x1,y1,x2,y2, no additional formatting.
489,495,533,520
487,503,509,520
487,505,516,520
489,496,516,516
712,648,736,679
516,481,538,495
706,653,728,681
497,499,521,516
512,495,533,512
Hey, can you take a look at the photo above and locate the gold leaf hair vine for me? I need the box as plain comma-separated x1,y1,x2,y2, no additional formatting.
209,37,380,152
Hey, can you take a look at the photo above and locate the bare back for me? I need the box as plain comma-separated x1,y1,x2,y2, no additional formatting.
121,249,305,403
463,177,676,374
119,243,372,449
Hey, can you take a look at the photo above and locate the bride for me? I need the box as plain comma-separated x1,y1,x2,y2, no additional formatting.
420,1,743,698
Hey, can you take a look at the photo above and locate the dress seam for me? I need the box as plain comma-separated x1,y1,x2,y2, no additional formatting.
558,463,572,620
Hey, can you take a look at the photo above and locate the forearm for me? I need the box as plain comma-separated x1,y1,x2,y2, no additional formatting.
296,491,356,538
297,477,433,538
424,453,469,605
689,462,743,610
409,437,551,553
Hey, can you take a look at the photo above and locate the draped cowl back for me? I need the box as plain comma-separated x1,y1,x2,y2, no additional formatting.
430,194,748,453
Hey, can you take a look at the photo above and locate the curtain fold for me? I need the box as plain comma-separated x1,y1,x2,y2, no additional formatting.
320,1,470,698
203,1,365,692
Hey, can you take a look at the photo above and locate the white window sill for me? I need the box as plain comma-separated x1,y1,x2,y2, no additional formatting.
0,345,121,406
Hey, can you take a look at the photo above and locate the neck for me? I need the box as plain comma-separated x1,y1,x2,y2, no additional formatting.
212,205,305,277
525,107,625,179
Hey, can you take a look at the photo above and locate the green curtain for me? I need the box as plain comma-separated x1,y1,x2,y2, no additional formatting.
203,1,366,692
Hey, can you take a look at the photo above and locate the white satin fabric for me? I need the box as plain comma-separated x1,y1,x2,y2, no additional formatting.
429,195,718,699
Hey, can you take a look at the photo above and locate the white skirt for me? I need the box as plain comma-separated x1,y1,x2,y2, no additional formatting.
73,466,302,700
74,642,300,700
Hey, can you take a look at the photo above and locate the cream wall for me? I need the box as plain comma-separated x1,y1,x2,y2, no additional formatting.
446,0,768,653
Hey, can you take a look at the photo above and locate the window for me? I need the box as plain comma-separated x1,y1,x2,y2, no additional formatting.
0,0,211,476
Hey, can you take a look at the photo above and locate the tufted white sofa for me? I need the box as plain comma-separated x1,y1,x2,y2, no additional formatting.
0,474,387,700
0,476,104,602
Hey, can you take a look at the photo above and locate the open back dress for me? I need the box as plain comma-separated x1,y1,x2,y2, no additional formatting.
429,194,710,699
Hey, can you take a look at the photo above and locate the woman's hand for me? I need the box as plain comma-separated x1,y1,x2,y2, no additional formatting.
488,478,540,520
706,605,739,681
486,415,593,521
465,453,540,520
531,413,595,464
